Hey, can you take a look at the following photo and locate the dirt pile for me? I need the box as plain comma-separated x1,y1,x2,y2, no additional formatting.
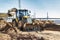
7,30,44,40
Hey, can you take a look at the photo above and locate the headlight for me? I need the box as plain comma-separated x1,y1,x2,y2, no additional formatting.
23,16,29,18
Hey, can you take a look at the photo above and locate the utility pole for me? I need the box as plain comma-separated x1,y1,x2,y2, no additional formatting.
34,12,36,18
18,0,21,20
18,0,21,9
47,12,48,20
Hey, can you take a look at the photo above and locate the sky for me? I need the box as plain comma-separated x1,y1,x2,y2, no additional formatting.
0,0,60,18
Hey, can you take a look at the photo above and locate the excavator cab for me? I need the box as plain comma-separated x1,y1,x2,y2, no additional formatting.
17,9,32,23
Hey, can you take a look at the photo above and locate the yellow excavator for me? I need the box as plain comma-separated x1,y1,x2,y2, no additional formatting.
7,8,33,31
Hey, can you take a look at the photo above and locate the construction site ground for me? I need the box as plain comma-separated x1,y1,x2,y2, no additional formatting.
19,30,60,40
0,20,60,40
0,30,60,40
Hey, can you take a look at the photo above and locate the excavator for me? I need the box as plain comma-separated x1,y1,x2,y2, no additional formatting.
0,8,34,32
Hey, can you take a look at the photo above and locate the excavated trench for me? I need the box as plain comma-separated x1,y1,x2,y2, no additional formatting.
44,24,60,31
